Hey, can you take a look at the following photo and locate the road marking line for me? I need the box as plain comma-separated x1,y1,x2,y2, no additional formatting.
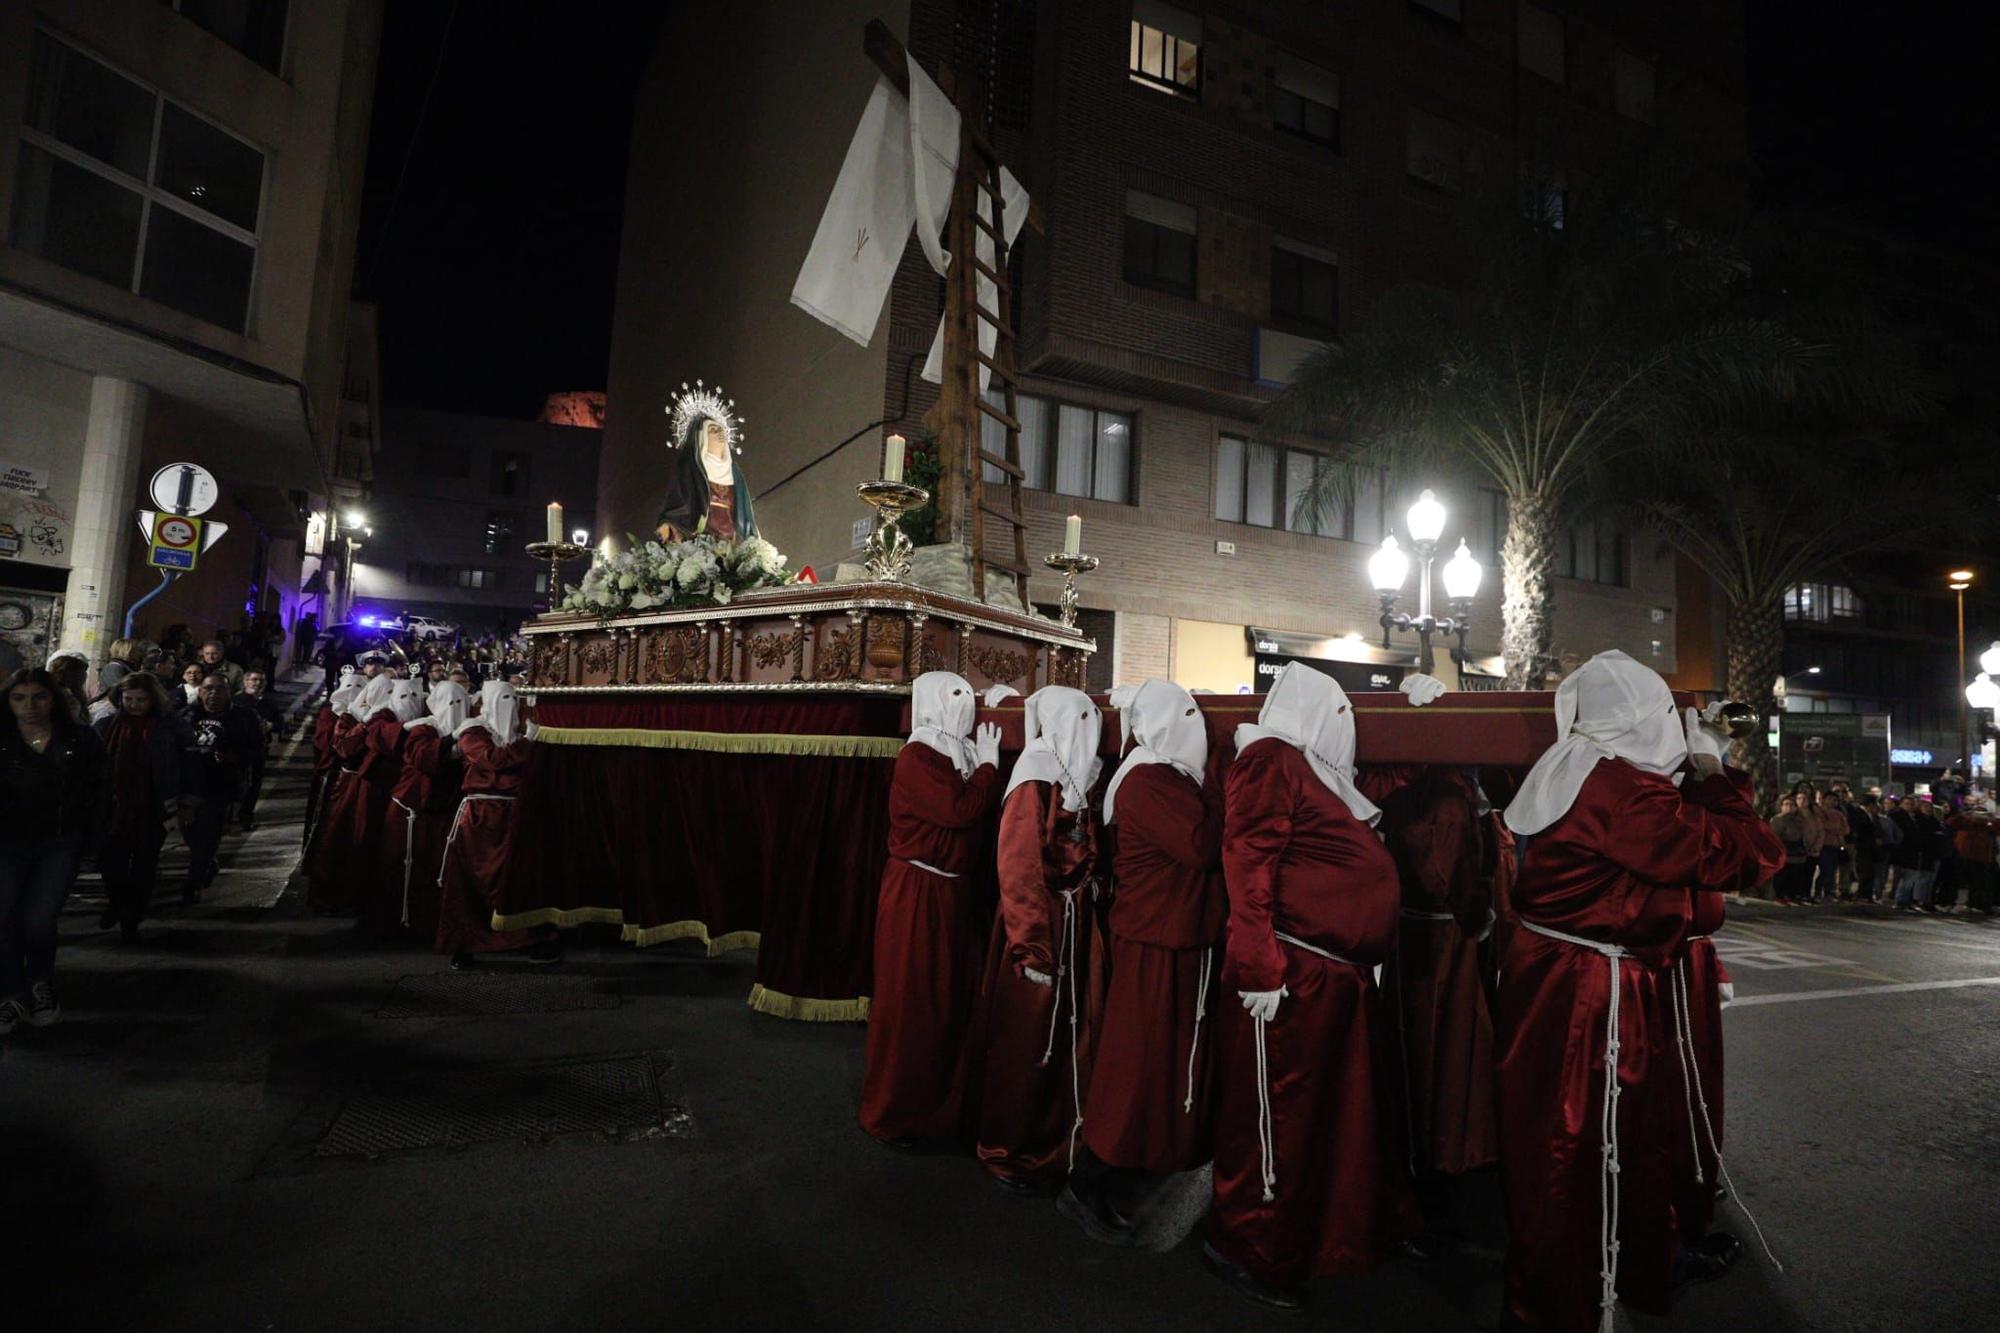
1730,975,2000,1007
1807,918,2000,955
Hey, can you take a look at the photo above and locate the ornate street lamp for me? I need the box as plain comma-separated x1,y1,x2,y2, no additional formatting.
1372,489,1482,675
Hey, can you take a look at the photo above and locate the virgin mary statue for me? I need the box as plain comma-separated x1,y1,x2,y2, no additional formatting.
656,381,758,542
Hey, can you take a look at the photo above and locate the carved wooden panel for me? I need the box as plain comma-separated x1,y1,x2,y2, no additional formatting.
865,615,904,671
576,636,619,684
1047,647,1087,689
533,636,570,688
966,644,1031,687
643,626,708,684
815,626,856,681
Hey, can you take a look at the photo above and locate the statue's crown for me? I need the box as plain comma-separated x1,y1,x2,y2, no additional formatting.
666,379,744,454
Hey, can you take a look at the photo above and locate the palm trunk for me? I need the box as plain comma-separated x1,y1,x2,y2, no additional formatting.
1725,594,1783,814
1500,491,1556,689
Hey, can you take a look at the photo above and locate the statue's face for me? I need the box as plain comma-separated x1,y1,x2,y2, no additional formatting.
701,419,728,453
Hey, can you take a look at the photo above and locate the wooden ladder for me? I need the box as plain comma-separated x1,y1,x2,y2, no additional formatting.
943,125,1030,608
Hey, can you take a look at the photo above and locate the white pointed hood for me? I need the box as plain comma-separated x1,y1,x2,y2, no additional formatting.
1006,685,1101,813
1103,679,1207,825
348,673,395,721
388,678,426,723
1504,649,1687,836
907,670,979,778
414,681,469,736
1234,662,1379,826
458,681,522,745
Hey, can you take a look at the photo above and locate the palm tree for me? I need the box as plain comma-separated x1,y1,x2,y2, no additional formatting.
1263,177,1818,687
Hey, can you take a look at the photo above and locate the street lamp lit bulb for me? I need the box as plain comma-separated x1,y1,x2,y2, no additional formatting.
344,510,366,528
571,528,589,546
1368,534,1410,593
1982,641,2000,676
1406,489,1447,546
1967,673,2000,711
1441,539,1483,600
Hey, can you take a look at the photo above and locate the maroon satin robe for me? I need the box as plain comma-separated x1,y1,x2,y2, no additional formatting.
1208,739,1419,1286
436,727,535,955
381,724,459,946
1496,762,1782,1332
1083,762,1225,1173
305,703,339,845
1378,767,1499,1177
1670,892,1729,1244
354,715,415,939
306,711,397,913
967,779,1100,1188
859,744,1001,1141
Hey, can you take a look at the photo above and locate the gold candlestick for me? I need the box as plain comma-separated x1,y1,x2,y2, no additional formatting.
526,540,587,607
857,480,929,581
1042,551,1099,628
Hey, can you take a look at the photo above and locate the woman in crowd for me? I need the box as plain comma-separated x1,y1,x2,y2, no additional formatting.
93,671,186,943
46,649,92,723
0,667,106,1035
859,671,1003,1148
1768,793,1815,904
175,661,205,711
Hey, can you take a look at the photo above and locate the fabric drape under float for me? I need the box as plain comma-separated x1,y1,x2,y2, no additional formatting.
499,695,906,1020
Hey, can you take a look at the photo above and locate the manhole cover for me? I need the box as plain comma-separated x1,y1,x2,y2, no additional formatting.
374,971,622,1019
315,1052,689,1158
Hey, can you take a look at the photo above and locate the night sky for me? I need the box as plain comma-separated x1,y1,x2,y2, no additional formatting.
353,1,1995,420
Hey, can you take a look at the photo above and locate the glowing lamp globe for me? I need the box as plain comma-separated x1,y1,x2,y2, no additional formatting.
1406,489,1447,545
1982,641,2000,677
1967,674,2000,711
1369,534,1410,593
1441,539,1483,600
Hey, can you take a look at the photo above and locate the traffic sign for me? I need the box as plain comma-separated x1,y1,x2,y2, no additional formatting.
149,462,218,517
149,513,202,570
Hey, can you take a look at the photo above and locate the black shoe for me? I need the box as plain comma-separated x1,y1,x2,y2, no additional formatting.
989,1170,1041,1197
1201,1241,1305,1313
98,908,120,931
1057,1182,1136,1246
1678,1231,1743,1286
525,940,563,965
873,1133,919,1151
450,951,476,971
1399,1230,1453,1264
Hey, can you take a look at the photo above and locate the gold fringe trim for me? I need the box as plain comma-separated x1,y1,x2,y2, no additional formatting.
538,726,903,759
489,906,757,961
746,983,871,1023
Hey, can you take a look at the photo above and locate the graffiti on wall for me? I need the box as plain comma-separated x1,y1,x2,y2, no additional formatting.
0,495,71,565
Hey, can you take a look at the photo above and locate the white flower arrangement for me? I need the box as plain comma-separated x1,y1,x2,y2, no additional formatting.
560,534,791,619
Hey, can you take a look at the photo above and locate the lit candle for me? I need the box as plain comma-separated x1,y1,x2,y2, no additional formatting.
1064,514,1082,556
546,501,563,544
884,433,906,484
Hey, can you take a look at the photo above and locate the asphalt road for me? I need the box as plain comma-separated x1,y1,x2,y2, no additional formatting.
5,739,1997,1333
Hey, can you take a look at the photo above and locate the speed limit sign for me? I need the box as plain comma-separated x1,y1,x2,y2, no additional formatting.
149,514,203,570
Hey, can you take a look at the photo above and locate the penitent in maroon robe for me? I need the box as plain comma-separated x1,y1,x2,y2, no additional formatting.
1208,738,1420,1286
355,714,416,939
1083,762,1225,1173
305,703,340,848
1496,763,1781,1332
1670,891,1730,1245
435,725,535,956
306,711,395,914
859,744,1002,1142
967,780,1101,1189
1377,767,1499,1177
381,723,461,946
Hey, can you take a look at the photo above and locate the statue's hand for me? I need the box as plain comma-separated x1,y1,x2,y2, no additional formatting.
655,523,675,542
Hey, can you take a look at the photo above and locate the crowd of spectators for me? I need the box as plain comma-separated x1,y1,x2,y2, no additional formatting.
1767,776,1995,913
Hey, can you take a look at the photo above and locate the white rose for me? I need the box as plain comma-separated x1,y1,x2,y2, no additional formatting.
629,592,655,610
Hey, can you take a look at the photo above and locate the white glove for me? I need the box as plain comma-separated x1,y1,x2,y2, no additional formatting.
1023,966,1054,987
1239,987,1286,1021
1718,980,1736,1009
1683,706,1729,774
973,722,1002,771
523,720,541,741
1399,673,1447,706
1106,683,1140,714
983,684,1020,708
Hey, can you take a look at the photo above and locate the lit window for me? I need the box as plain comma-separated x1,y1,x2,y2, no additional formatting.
1517,3,1565,85
1215,438,1387,542
1123,190,1197,297
484,511,516,557
1129,1,1201,96
15,31,265,331
1614,51,1655,124
1406,109,1464,193
1273,56,1340,150
984,389,1133,503
1271,239,1339,333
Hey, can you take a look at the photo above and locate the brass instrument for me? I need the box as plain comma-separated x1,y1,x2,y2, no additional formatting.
1698,699,1761,740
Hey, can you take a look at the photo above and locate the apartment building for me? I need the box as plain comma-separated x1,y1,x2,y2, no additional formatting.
601,0,1748,689
0,0,381,663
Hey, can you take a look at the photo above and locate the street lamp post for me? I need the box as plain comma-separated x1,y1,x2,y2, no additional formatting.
1370,489,1483,676
1951,568,1974,777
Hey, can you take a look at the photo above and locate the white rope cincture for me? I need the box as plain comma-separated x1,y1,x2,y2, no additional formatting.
1253,1009,1276,1202
1065,892,1084,1171
392,797,417,927
900,857,960,879
1183,946,1213,1114
1519,920,1628,1333
1669,964,1704,1185
1039,887,1077,1067
436,793,515,887
1674,951,1784,1276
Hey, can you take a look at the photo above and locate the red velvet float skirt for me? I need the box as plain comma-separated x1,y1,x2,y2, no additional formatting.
859,858,982,1141
1495,928,1680,1332
1207,944,1419,1286
436,795,532,956
1384,914,1499,1176
1081,937,1218,1174
965,893,1104,1189
1669,936,1726,1245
